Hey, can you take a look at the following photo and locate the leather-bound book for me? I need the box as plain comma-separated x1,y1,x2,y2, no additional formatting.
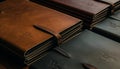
0,0,82,64
92,10,120,42
30,30,120,69
95,0,120,13
34,0,110,28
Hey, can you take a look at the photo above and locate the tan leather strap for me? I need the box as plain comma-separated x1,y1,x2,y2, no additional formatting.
95,0,115,13
33,24,62,45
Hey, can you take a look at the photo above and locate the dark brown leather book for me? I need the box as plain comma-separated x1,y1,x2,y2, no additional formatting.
95,0,120,13
0,0,82,64
92,10,120,42
35,0,110,28
30,30,120,69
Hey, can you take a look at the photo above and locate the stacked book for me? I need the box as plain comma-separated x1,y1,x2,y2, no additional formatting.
0,0,82,65
35,0,110,28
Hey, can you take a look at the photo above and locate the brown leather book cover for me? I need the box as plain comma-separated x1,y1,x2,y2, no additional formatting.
0,0,82,64
36,0,110,28
95,0,120,12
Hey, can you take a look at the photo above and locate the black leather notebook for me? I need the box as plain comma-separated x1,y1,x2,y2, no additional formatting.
30,30,120,69
92,10,120,42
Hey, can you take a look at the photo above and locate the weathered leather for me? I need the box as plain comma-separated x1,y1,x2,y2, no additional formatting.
96,0,120,12
33,24,62,45
34,0,110,28
92,10,120,42
0,0,82,64
30,30,120,69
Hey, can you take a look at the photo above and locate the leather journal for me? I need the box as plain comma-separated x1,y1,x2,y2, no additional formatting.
0,0,82,64
34,0,110,28
30,30,120,69
95,0,120,13
92,10,120,42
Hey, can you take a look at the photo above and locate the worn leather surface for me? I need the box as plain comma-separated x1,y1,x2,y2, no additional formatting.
30,30,120,69
48,0,109,15
39,0,108,15
0,0,81,58
96,0,120,12
92,10,120,42
36,0,110,26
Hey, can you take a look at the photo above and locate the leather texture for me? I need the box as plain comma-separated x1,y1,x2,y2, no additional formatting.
92,10,120,42
30,30,120,69
0,0,82,64
47,0,109,15
95,0,120,12
35,0,110,27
